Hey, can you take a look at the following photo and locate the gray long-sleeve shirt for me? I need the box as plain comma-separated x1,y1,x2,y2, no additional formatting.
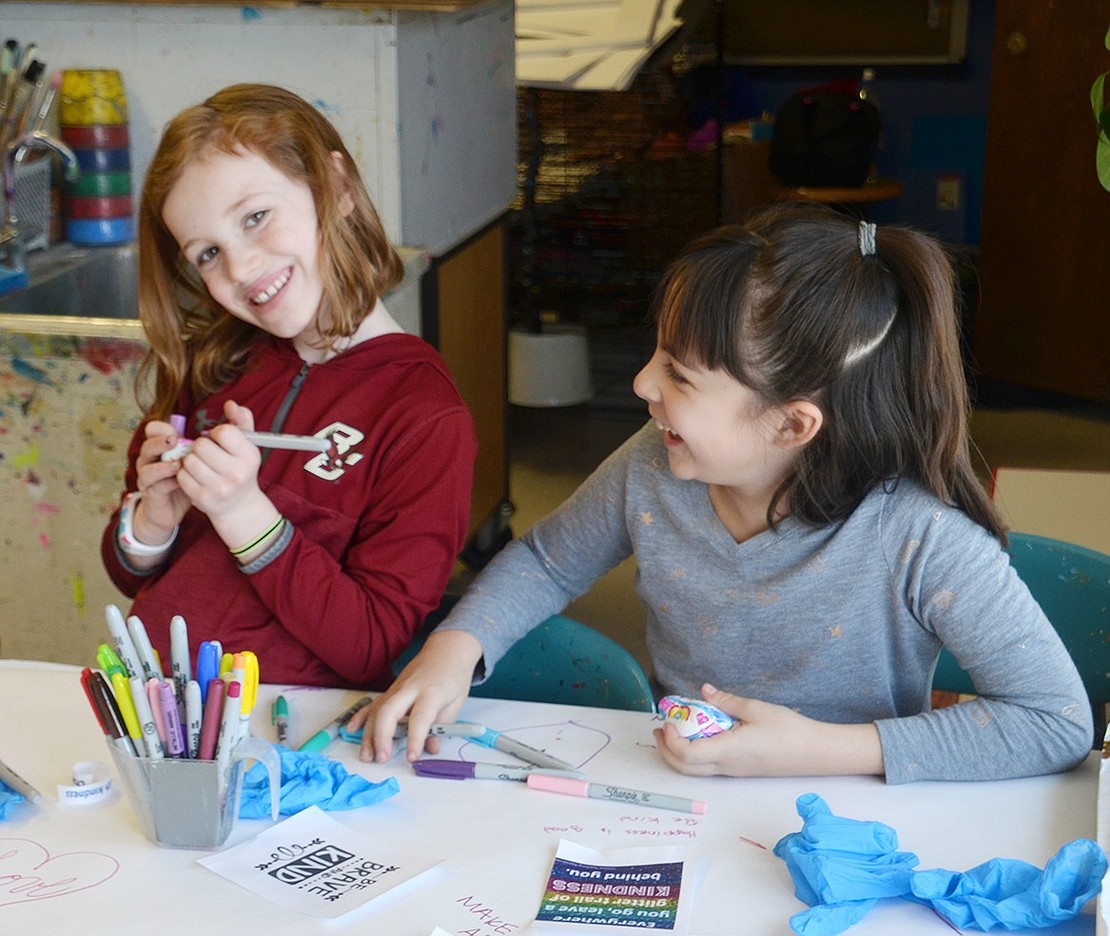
440,422,1091,783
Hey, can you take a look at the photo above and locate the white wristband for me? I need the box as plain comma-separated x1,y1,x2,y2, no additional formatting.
117,492,178,557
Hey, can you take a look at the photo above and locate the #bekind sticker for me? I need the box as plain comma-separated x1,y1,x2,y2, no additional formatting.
198,805,443,918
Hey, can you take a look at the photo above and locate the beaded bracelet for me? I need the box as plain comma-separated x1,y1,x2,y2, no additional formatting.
117,492,179,557
229,516,286,558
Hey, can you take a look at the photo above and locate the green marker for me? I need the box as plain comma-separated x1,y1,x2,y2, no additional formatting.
96,643,127,680
297,695,372,753
271,695,290,746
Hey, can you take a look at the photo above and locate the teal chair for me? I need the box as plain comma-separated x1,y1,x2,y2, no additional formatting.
932,532,1110,746
393,613,655,712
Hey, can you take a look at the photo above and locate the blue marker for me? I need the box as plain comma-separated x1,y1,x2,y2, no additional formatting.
195,640,222,704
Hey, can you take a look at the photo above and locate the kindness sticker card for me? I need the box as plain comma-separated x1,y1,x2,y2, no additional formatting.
198,806,442,918
529,839,697,933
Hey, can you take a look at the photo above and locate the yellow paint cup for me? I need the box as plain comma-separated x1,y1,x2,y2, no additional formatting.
60,69,129,126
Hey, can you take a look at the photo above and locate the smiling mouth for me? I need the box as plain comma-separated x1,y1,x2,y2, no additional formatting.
655,419,683,444
250,268,292,305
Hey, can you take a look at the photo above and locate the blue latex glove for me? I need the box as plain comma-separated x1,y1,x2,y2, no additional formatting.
774,793,919,936
239,746,400,819
776,794,1107,936
0,781,25,819
909,838,1107,930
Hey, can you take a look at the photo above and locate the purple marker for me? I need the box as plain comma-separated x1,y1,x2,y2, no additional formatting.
412,760,584,782
156,680,187,757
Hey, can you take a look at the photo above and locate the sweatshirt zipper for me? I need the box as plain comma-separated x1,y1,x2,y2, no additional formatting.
261,361,312,463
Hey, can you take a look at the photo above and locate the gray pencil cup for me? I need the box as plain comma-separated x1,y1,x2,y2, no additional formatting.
109,737,280,849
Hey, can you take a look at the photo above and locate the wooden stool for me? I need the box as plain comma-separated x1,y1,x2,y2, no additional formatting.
777,178,903,217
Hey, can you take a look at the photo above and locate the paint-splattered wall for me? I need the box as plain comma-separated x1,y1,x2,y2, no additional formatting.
0,331,145,663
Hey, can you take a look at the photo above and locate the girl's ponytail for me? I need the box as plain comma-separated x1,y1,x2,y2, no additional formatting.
874,226,1005,540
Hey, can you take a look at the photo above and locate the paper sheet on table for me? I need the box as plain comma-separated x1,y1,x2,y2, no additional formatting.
524,838,698,934
198,805,442,918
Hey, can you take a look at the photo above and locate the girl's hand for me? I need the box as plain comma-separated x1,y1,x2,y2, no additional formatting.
133,418,191,542
173,400,264,522
347,630,484,764
653,684,884,779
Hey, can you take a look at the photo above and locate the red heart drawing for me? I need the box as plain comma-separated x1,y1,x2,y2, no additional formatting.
0,839,119,908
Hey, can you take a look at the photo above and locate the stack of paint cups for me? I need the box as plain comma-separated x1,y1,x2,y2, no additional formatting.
59,69,134,245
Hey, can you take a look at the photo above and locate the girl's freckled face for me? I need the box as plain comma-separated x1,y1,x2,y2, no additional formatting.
161,147,327,355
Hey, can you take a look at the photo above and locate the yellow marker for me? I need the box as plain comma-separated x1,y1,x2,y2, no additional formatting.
110,670,142,741
239,651,260,715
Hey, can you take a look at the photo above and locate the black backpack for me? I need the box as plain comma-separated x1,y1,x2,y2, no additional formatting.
768,88,881,188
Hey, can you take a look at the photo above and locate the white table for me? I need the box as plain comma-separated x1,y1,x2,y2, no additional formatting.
0,660,1100,935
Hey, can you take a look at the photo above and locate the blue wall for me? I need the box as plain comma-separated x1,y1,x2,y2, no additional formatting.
717,0,995,244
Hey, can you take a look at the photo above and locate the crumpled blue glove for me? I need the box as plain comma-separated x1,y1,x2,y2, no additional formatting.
909,838,1106,930
0,781,25,819
775,794,1107,936
239,745,400,819
774,792,919,936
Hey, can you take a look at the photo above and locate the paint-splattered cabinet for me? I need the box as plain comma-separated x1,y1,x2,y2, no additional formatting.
0,326,143,663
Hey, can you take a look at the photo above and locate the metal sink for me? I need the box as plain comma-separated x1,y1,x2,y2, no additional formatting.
0,242,138,319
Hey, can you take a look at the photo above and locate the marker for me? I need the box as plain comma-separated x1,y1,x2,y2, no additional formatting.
109,669,143,743
0,757,42,804
80,667,109,729
96,642,127,680
129,675,164,759
169,614,191,698
195,640,221,704
412,760,585,782
156,681,186,757
185,679,203,758
128,614,164,681
272,695,289,746
93,669,138,757
297,695,373,752
525,774,708,815
105,604,143,679
147,678,169,750
197,678,225,761
161,428,333,461
340,721,579,773
233,651,259,746
430,722,579,773
215,681,242,774
241,431,334,453
80,667,136,756
239,651,259,715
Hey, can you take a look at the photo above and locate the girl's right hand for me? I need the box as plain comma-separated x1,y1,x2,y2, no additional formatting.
348,630,484,764
133,418,191,539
